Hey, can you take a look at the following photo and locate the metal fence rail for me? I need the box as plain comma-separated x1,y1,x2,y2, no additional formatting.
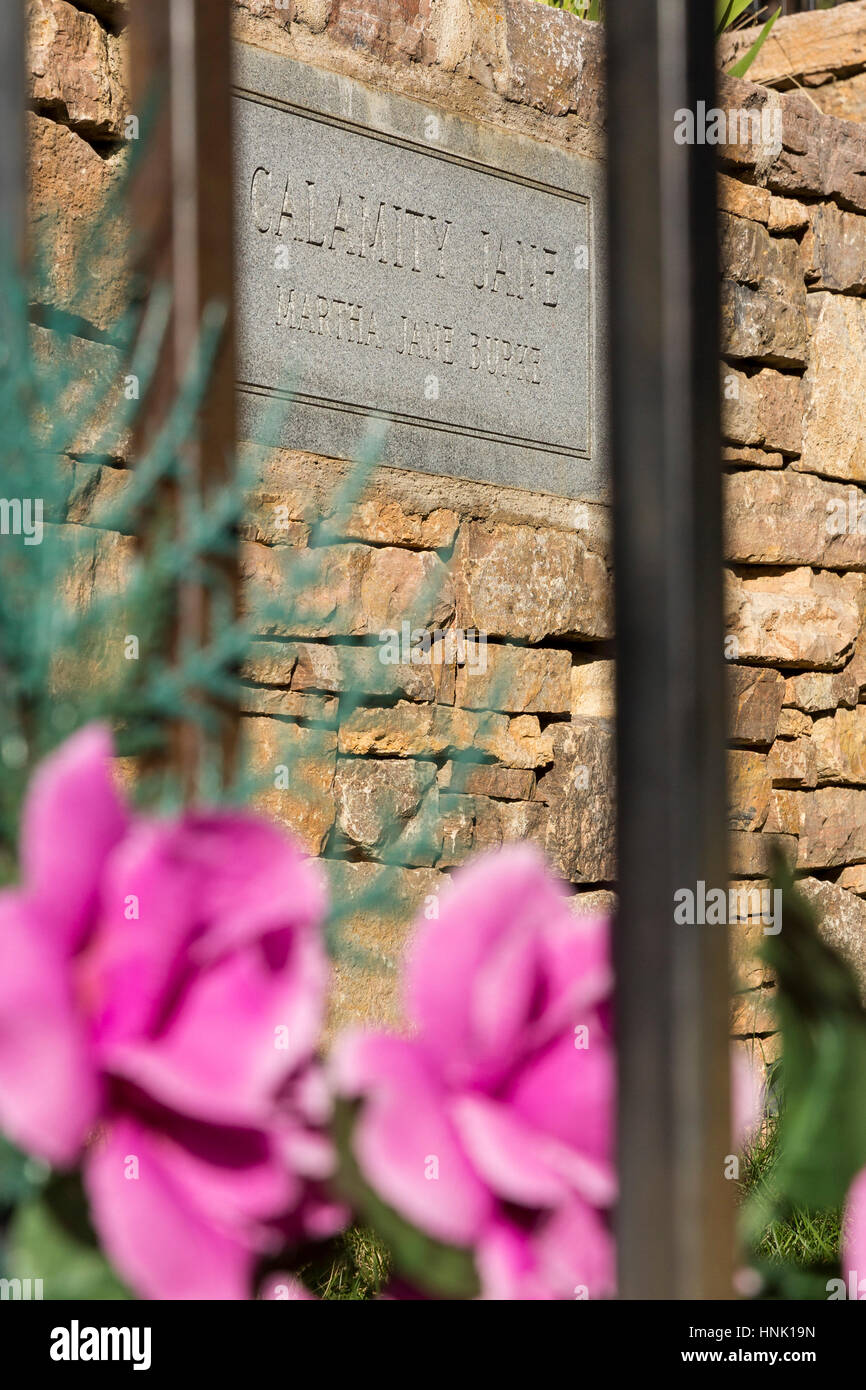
607,0,734,1299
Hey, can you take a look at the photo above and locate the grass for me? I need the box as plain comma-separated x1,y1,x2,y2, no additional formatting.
739,1114,843,1272
305,1227,391,1301
309,1112,843,1299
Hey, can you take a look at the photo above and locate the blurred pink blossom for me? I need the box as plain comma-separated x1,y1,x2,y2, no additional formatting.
333,845,616,1300
731,1046,765,1148
844,1166,866,1294
0,724,338,1299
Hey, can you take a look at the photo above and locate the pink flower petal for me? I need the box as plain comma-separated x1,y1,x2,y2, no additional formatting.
731,1046,764,1147
84,1116,255,1300
87,814,326,1054
451,1093,571,1208
21,725,127,954
533,1195,616,1299
506,1031,615,1179
475,1218,554,1301
404,846,575,1084
0,895,100,1164
844,1165,866,1291
334,1032,493,1246
105,926,326,1127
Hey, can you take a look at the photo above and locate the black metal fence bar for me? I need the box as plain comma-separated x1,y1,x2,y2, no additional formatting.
607,1,734,1299
0,0,25,277
129,0,239,798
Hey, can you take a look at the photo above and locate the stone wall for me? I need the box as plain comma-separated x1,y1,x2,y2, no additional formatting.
25,0,866,1056
719,0,866,125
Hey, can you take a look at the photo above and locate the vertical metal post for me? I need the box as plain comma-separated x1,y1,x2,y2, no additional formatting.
607,1,734,1298
0,0,25,280
129,0,239,799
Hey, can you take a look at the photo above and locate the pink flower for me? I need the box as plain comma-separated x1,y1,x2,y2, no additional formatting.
844,1167,866,1296
0,725,337,1299
333,845,616,1300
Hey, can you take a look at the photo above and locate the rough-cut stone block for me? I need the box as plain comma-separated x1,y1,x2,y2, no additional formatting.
812,705,866,785
241,541,454,639
728,751,772,831
731,988,777,1037
324,861,442,1033
28,0,126,139
797,878,866,1002
244,716,336,854
536,719,616,884
453,521,612,642
31,326,130,462
725,469,866,570
455,644,571,714
777,708,812,739
722,445,783,470
438,792,548,865
801,203,866,295
721,366,803,457
445,763,535,801
838,864,866,897
768,197,809,236
28,114,127,331
65,461,130,530
333,757,438,864
729,829,797,877
717,174,770,224
728,665,785,748
783,667,859,714
337,702,554,769
50,524,133,695
244,639,436,703
729,896,776,992
764,789,800,838
239,686,337,721
718,3,866,89
336,498,459,550
786,788,866,868
768,736,817,790
724,567,862,670
813,71,866,126
776,92,866,213
568,888,616,920
719,212,808,367
796,293,866,485
570,656,615,720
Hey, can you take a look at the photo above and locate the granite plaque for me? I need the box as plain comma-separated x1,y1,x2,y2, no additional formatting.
234,47,607,499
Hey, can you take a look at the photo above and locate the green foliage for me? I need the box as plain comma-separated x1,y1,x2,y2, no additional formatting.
8,1173,132,1300
538,1,784,78
332,1100,480,1299
724,5,781,79
759,865,866,1213
543,0,604,19
302,1227,392,1300
739,1114,842,1298
736,863,866,1296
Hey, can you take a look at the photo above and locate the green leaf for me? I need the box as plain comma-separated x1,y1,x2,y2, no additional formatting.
0,1133,47,1212
333,1100,480,1300
716,0,755,37
755,864,866,1215
728,7,781,78
8,1173,132,1300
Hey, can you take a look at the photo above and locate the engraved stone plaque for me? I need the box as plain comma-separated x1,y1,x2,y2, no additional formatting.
234,47,607,499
